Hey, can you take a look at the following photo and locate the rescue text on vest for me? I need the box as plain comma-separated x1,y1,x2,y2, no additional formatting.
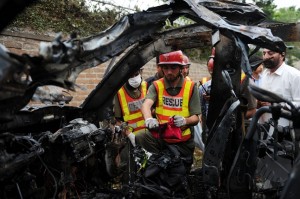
128,99,145,112
163,96,183,108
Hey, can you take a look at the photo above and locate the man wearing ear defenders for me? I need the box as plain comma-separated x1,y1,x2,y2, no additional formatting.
258,47,300,127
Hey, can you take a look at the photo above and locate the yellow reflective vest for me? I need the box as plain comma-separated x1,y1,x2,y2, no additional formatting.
153,78,194,142
117,81,147,134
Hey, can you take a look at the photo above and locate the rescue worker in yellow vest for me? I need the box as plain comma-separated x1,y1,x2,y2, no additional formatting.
136,50,201,168
111,68,147,179
182,55,192,80
114,68,147,146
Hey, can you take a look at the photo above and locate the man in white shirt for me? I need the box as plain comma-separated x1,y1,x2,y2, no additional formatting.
259,48,300,127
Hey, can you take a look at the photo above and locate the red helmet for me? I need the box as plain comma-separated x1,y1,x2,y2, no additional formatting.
207,47,215,74
183,55,190,66
158,50,185,66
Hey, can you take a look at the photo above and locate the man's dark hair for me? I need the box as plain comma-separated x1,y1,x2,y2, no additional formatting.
249,55,263,71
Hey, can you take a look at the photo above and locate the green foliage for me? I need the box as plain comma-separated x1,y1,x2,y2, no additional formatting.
184,48,210,63
253,0,300,65
9,0,121,37
254,0,277,20
273,7,300,23
285,42,300,66
254,0,300,23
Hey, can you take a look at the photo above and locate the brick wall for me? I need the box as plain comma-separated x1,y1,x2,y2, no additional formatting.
0,31,210,107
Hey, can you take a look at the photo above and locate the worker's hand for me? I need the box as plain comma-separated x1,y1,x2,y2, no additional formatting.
145,118,159,130
203,93,210,101
173,115,186,127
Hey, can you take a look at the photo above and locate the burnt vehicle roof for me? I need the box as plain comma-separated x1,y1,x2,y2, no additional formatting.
0,0,299,133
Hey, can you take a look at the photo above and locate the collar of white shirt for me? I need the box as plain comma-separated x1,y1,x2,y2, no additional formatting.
266,62,286,76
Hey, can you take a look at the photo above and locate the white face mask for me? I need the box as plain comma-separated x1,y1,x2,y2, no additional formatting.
128,74,142,88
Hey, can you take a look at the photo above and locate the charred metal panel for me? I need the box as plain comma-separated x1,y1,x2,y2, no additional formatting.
207,33,242,129
260,22,300,42
50,119,97,162
162,24,212,48
203,99,240,186
183,0,286,52
0,106,81,133
80,10,173,62
0,133,44,181
197,0,266,25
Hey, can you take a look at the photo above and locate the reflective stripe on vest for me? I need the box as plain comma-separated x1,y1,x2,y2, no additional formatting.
241,72,246,83
153,79,194,142
117,81,147,134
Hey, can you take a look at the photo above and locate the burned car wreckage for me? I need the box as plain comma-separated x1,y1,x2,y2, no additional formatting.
1,0,300,198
